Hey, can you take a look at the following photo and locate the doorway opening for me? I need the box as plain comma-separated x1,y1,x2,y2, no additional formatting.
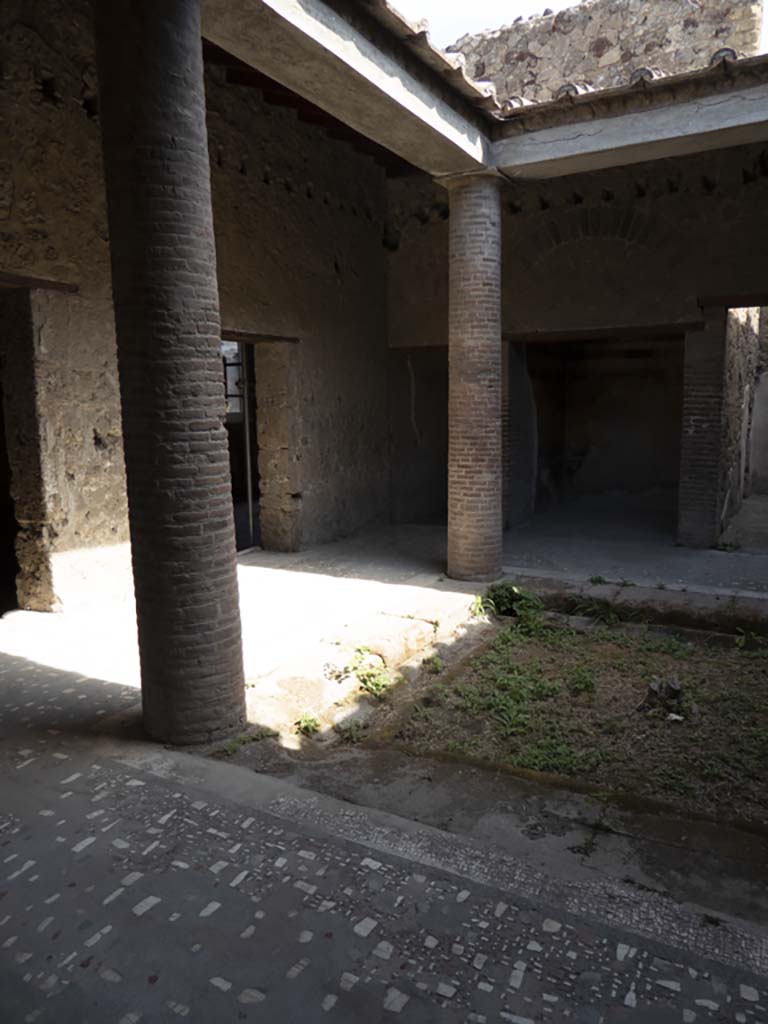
526,336,685,542
0,375,19,613
222,339,259,551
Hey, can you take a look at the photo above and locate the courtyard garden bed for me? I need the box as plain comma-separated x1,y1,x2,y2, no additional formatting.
385,589,768,827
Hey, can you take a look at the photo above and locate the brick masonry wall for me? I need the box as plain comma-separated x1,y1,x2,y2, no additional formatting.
677,315,726,547
678,308,760,547
450,0,764,105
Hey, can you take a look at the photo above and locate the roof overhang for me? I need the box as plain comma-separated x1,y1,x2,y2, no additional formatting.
202,0,494,176
494,56,768,179
495,82,768,178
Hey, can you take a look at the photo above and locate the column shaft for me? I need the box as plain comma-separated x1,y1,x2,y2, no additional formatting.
447,176,503,581
94,0,245,743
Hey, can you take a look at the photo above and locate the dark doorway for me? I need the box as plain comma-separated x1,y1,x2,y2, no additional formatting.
0,378,19,612
222,340,260,551
527,337,684,539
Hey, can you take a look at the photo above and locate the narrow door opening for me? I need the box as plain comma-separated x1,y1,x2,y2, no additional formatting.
222,340,260,551
0,376,19,612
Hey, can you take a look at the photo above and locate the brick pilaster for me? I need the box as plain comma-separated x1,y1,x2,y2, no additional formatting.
678,310,727,548
94,0,245,743
445,174,503,580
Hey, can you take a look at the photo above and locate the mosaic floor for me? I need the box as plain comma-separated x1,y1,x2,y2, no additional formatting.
0,650,766,1022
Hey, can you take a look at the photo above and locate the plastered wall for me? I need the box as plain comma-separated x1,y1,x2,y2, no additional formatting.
0,0,391,608
0,1,127,608
206,66,390,548
388,142,768,343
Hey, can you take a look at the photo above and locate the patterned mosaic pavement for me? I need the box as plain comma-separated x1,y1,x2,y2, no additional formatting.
0,651,766,1022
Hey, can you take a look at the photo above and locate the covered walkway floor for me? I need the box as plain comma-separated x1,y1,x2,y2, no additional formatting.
0,516,765,742
0,533,480,741
503,494,768,595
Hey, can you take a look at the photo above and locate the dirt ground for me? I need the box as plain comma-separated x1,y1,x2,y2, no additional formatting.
379,606,768,827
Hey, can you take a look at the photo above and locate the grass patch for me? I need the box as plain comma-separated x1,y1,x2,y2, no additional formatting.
217,728,278,757
393,608,768,825
566,665,595,697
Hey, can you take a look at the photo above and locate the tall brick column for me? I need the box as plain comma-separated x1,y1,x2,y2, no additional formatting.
678,310,727,548
445,174,503,580
94,0,246,743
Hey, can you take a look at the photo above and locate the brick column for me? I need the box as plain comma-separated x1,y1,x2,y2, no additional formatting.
445,174,503,580
678,310,727,548
94,0,245,743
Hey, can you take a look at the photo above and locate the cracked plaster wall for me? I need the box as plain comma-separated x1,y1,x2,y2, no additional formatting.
0,2,127,610
450,0,764,105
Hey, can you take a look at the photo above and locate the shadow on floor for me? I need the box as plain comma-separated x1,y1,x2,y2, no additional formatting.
0,650,142,741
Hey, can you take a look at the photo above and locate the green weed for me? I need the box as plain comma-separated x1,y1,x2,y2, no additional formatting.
335,721,366,744
351,647,391,701
295,713,321,737
566,665,595,696
735,628,767,651
219,727,278,756
640,635,694,659
484,583,542,621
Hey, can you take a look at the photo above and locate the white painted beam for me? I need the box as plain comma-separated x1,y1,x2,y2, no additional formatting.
494,83,768,179
203,0,493,176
